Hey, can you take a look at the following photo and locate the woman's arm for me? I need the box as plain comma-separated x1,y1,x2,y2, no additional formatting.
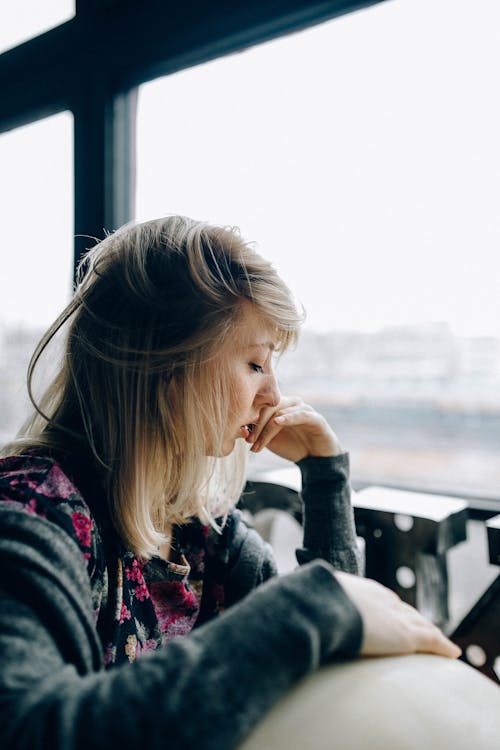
246,396,359,573
296,453,360,574
242,397,459,660
0,508,362,750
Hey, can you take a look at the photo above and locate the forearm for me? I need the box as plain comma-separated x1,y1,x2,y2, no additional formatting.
2,561,362,750
296,454,360,574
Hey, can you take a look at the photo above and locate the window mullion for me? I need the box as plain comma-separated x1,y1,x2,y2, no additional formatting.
73,86,136,277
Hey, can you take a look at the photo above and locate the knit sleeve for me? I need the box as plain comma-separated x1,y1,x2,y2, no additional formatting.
296,453,360,574
0,505,362,750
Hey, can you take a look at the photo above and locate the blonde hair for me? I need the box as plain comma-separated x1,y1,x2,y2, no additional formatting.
4,216,303,558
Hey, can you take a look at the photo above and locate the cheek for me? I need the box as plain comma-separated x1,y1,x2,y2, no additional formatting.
228,373,254,416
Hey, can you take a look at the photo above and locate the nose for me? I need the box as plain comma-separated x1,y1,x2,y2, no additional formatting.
256,370,281,409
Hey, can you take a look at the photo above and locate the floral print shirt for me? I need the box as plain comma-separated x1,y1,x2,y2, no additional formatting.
0,455,232,666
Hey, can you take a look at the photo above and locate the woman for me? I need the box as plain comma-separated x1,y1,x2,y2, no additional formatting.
0,216,459,750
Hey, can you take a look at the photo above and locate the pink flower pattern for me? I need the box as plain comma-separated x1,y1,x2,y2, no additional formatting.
0,454,229,667
149,580,200,641
72,511,93,548
119,601,132,625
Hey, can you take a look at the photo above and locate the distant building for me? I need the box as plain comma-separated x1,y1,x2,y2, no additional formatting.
279,322,500,409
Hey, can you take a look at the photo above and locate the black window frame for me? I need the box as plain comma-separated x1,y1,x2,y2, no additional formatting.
0,0,384,272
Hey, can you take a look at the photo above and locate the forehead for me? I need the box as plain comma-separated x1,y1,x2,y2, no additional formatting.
232,304,277,350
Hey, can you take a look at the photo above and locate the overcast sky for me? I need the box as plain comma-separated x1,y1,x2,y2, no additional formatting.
2,0,500,338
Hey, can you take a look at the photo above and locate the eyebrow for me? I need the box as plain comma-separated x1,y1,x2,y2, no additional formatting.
246,342,276,352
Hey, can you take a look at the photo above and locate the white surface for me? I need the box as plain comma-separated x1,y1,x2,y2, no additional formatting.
240,654,500,750
252,509,303,575
254,466,301,492
354,486,467,521
250,468,468,522
486,514,500,531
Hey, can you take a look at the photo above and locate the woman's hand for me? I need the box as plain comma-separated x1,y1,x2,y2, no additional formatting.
335,571,461,659
248,396,343,463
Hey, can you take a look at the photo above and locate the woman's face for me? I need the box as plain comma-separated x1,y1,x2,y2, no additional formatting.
216,305,281,457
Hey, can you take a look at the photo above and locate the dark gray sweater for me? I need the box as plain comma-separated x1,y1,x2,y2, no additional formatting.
0,453,362,750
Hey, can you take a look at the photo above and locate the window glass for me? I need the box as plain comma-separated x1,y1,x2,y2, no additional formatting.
136,0,500,502
0,0,74,54
0,112,73,445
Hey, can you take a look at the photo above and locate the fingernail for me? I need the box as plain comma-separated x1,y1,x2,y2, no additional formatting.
275,416,285,424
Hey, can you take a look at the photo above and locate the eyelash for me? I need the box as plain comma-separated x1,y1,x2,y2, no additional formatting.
249,363,265,374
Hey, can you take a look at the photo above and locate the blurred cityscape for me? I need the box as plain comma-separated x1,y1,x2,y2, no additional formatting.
273,322,500,502
1,320,500,503
0,324,43,445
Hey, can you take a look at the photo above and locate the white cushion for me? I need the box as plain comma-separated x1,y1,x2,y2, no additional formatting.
240,654,500,750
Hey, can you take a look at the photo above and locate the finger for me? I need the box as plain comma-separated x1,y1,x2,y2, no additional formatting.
249,397,300,443
387,598,461,658
250,417,288,452
248,403,297,447
271,407,322,433
413,623,462,659
251,407,316,452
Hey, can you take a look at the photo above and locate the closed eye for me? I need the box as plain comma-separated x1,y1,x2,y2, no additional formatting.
249,363,264,374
